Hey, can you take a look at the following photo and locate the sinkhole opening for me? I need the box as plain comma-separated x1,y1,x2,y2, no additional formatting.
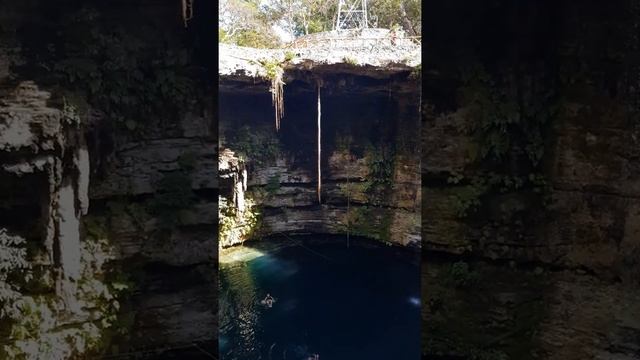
218,68,421,360
218,75,421,249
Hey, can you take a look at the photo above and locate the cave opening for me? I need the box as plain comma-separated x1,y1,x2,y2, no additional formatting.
218,64,421,359
218,72,421,249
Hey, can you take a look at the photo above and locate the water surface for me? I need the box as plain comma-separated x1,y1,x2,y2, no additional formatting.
219,237,421,360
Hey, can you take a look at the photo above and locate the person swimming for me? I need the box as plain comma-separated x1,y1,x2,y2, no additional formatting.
262,293,274,308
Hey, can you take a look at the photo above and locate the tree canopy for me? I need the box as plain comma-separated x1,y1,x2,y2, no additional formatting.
219,0,421,48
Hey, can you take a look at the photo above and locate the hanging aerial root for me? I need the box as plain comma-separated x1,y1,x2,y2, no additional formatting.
271,68,285,130
317,79,322,204
182,0,194,28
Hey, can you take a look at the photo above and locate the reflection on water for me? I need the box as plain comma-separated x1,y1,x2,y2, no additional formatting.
219,238,421,360
220,262,261,358
408,296,421,307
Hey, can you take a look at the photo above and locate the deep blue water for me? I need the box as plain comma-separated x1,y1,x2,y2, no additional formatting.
219,238,421,360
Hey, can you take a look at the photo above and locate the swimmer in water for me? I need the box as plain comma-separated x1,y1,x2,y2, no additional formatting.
263,293,274,308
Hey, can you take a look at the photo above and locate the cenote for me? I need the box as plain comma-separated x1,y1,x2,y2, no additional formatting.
219,236,421,360
219,51,421,359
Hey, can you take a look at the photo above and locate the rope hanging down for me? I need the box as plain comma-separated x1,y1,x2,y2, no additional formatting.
317,80,322,204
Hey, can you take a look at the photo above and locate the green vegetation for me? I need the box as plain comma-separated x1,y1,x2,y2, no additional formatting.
25,6,201,133
346,206,394,244
448,174,488,218
0,227,131,359
219,0,421,48
447,170,551,219
254,55,296,129
342,56,358,66
219,196,263,248
284,51,296,62
84,215,110,243
333,137,397,244
0,229,31,322
444,65,557,221
218,0,281,47
265,175,281,195
363,144,395,205
230,125,280,165
459,65,555,169
260,59,285,81
234,30,281,48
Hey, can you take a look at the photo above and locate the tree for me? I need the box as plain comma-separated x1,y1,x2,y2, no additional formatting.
261,0,337,37
0,229,31,321
263,0,421,38
219,0,282,47
368,0,421,35
219,0,422,47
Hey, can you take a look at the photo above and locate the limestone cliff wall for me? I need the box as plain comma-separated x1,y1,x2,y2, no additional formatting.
423,91,640,279
0,81,114,358
421,1,640,358
422,0,640,282
0,0,217,357
87,108,217,351
218,83,421,249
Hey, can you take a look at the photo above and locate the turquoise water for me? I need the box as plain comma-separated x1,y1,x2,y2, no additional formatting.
219,237,421,360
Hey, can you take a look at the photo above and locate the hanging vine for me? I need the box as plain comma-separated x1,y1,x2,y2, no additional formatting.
182,0,194,28
272,67,285,130
258,59,287,130
316,79,323,203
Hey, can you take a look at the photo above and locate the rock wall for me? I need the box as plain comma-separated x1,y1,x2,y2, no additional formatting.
0,83,217,358
423,259,640,359
423,91,640,279
219,82,421,249
422,0,640,358
0,0,217,358
0,81,123,358
87,107,217,352
422,0,640,281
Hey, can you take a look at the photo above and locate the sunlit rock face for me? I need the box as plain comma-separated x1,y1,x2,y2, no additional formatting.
0,81,123,358
0,0,217,357
219,68,421,248
0,81,88,291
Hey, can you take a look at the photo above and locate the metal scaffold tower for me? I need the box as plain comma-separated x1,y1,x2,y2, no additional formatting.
334,0,369,31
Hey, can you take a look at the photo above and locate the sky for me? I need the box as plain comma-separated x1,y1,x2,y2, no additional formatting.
272,23,295,43
261,0,295,43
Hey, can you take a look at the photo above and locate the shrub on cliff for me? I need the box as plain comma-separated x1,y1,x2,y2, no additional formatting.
0,228,31,321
